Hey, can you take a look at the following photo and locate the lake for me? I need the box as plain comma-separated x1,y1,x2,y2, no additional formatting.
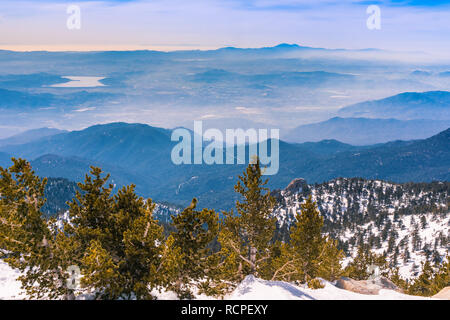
51,76,106,88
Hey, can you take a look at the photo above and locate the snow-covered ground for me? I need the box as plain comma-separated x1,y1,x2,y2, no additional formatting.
0,260,26,300
0,260,434,300
222,275,433,300
340,211,449,279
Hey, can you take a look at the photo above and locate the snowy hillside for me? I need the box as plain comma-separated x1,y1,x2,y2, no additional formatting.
272,178,449,279
153,202,182,222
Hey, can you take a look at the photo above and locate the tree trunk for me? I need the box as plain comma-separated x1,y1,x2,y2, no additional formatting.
249,246,257,274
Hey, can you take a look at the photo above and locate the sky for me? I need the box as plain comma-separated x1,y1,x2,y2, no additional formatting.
0,0,449,54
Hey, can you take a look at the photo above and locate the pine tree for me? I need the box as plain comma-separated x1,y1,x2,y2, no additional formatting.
269,242,299,282
64,169,177,299
81,240,122,299
0,158,72,299
218,159,277,282
270,196,344,284
411,223,421,251
290,196,326,283
420,215,427,229
408,260,435,296
169,198,219,299
1,162,182,299
388,267,408,290
120,196,170,299
317,237,344,282
403,247,410,263
431,254,449,294
407,254,449,297
344,246,389,280
387,234,396,253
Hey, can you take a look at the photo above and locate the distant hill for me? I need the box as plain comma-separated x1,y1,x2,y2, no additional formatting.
42,177,79,216
1,122,448,210
0,88,55,109
410,70,431,77
284,117,450,145
183,117,278,134
304,128,450,183
292,139,362,155
0,73,68,88
41,176,181,220
338,91,450,120
0,128,67,147
0,152,11,168
1,122,174,172
30,154,156,197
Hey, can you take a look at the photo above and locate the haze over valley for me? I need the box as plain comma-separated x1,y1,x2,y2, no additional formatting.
1,45,450,139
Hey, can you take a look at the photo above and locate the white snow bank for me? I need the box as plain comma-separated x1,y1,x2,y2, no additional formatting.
224,275,434,300
0,260,25,300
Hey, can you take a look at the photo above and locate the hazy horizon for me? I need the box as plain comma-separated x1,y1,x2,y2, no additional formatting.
1,1,449,139
1,0,450,55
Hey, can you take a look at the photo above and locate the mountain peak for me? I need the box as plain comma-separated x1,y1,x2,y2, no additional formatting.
338,90,450,121
274,43,301,48
285,178,308,195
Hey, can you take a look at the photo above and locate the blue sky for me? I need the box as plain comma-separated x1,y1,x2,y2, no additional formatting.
0,0,449,54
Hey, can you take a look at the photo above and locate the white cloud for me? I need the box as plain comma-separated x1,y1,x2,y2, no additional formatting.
235,107,264,115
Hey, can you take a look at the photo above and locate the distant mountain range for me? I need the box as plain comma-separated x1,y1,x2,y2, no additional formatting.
303,128,450,183
2,123,175,173
284,117,450,145
0,128,67,147
0,46,448,139
286,90,450,144
0,122,448,210
338,91,450,120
